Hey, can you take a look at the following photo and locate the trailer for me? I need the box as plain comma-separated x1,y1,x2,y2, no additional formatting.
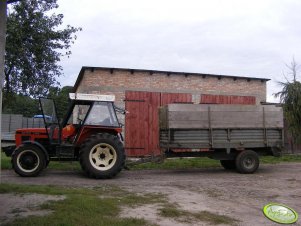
159,104,284,173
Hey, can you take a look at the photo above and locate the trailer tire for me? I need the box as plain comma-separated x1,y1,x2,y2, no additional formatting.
220,160,236,170
12,144,46,177
79,133,125,179
235,150,259,174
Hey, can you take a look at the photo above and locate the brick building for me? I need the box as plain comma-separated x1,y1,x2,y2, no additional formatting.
73,66,270,156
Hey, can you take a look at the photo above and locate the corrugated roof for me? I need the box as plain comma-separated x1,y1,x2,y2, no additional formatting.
73,66,270,92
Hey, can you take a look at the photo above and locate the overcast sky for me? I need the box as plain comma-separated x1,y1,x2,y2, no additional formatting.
56,0,301,102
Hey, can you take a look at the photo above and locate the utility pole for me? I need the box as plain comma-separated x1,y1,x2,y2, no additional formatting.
0,0,7,181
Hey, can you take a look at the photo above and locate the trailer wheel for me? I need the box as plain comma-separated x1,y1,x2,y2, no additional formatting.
235,150,259,174
12,144,46,177
220,160,236,170
79,133,125,179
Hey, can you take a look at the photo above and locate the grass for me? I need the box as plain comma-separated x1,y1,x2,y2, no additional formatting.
0,183,161,226
2,151,301,171
130,157,221,170
46,161,81,171
260,154,301,164
130,154,301,170
0,153,81,170
1,153,12,169
0,183,239,226
159,205,238,225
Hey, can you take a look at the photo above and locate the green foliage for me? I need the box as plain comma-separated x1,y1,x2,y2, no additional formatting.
260,154,301,164
131,157,220,170
47,86,73,119
275,59,301,143
2,93,39,117
5,0,81,98
2,86,72,118
277,81,301,141
158,205,238,225
0,154,12,169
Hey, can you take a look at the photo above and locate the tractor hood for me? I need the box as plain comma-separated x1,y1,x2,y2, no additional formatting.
13,128,50,153
16,128,47,134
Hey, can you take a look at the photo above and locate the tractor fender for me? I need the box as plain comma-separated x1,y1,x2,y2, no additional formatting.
13,141,50,162
2,145,16,157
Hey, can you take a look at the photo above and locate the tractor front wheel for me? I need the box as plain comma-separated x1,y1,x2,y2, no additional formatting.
12,144,46,177
79,133,125,179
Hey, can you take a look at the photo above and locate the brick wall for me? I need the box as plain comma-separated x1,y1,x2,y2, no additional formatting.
76,68,267,106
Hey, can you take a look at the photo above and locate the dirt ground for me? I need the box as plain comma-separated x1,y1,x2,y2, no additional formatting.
1,163,301,226
0,194,65,225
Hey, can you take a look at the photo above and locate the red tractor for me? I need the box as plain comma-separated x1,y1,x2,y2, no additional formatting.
3,93,126,179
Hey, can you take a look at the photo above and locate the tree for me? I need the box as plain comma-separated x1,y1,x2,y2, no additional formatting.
2,86,72,118
4,0,81,99
47,85,73,119
2,94,39,117
275,58,301,144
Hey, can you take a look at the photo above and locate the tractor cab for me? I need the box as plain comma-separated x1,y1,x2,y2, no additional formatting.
8,93,126,179
39,93,122,146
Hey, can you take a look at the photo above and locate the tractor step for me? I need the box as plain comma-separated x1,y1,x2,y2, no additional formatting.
56,144,75,158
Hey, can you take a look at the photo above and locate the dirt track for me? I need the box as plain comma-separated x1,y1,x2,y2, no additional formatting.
1,163,301,226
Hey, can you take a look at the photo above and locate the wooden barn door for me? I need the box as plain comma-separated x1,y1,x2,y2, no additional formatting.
125,91,192,157
125,91,153,157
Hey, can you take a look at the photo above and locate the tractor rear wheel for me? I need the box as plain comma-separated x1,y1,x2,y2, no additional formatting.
12,144,46,177
79,133,125,179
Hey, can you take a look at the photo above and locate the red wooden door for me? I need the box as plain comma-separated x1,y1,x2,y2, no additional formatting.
125,91,151,157
125,91,192,157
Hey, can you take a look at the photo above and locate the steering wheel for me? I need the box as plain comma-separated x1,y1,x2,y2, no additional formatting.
77,117,83,126
48,124,57,143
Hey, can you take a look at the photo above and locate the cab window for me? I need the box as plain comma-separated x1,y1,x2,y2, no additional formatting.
85,102,119,126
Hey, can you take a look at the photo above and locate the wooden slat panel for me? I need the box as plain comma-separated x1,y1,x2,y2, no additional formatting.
159,107,168,129
149,92,161,156
161,93,193,153
201,94,256,105
211,112,264,128
168,121,210,129
265,112,284,127
168,104,282,112
162,104,284,129
161,93,192,105
169,112,208,121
